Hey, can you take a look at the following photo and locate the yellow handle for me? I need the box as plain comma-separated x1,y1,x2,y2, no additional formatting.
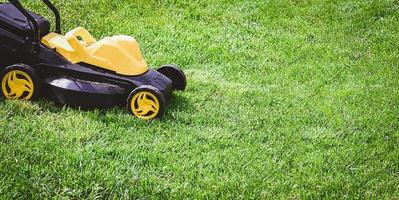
65,27,96,45
65,27,97,57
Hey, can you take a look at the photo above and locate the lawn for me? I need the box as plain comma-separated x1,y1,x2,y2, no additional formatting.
0,0,398,199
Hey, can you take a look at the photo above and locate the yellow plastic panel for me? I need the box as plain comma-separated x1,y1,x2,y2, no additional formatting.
41,27,149,76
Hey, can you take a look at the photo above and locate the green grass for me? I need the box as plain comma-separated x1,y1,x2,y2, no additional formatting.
0,0,398,199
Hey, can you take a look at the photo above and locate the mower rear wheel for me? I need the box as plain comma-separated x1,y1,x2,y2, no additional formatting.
127,85,166,120
157,64,186,91
0,64,40,101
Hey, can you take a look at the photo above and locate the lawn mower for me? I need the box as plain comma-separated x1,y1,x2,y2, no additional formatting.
0,0,186,120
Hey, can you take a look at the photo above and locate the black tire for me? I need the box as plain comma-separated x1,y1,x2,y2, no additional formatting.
157,64,187,91
0,64,41,101
127,85,166,120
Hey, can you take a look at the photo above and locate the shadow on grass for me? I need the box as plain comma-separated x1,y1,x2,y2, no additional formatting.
166,93,192,113
0,93,193,125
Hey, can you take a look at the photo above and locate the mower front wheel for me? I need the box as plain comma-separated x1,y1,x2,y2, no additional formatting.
157,64,186,91
127,85,166,120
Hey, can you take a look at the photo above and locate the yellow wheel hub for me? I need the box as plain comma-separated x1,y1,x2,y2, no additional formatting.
130,91,160,120
1,70,34,100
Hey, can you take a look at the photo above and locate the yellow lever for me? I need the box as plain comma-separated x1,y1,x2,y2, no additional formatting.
65,27,96,45
65,27,97,58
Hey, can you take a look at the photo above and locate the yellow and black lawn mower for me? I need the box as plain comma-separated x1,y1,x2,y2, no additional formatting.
0,0,186,120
